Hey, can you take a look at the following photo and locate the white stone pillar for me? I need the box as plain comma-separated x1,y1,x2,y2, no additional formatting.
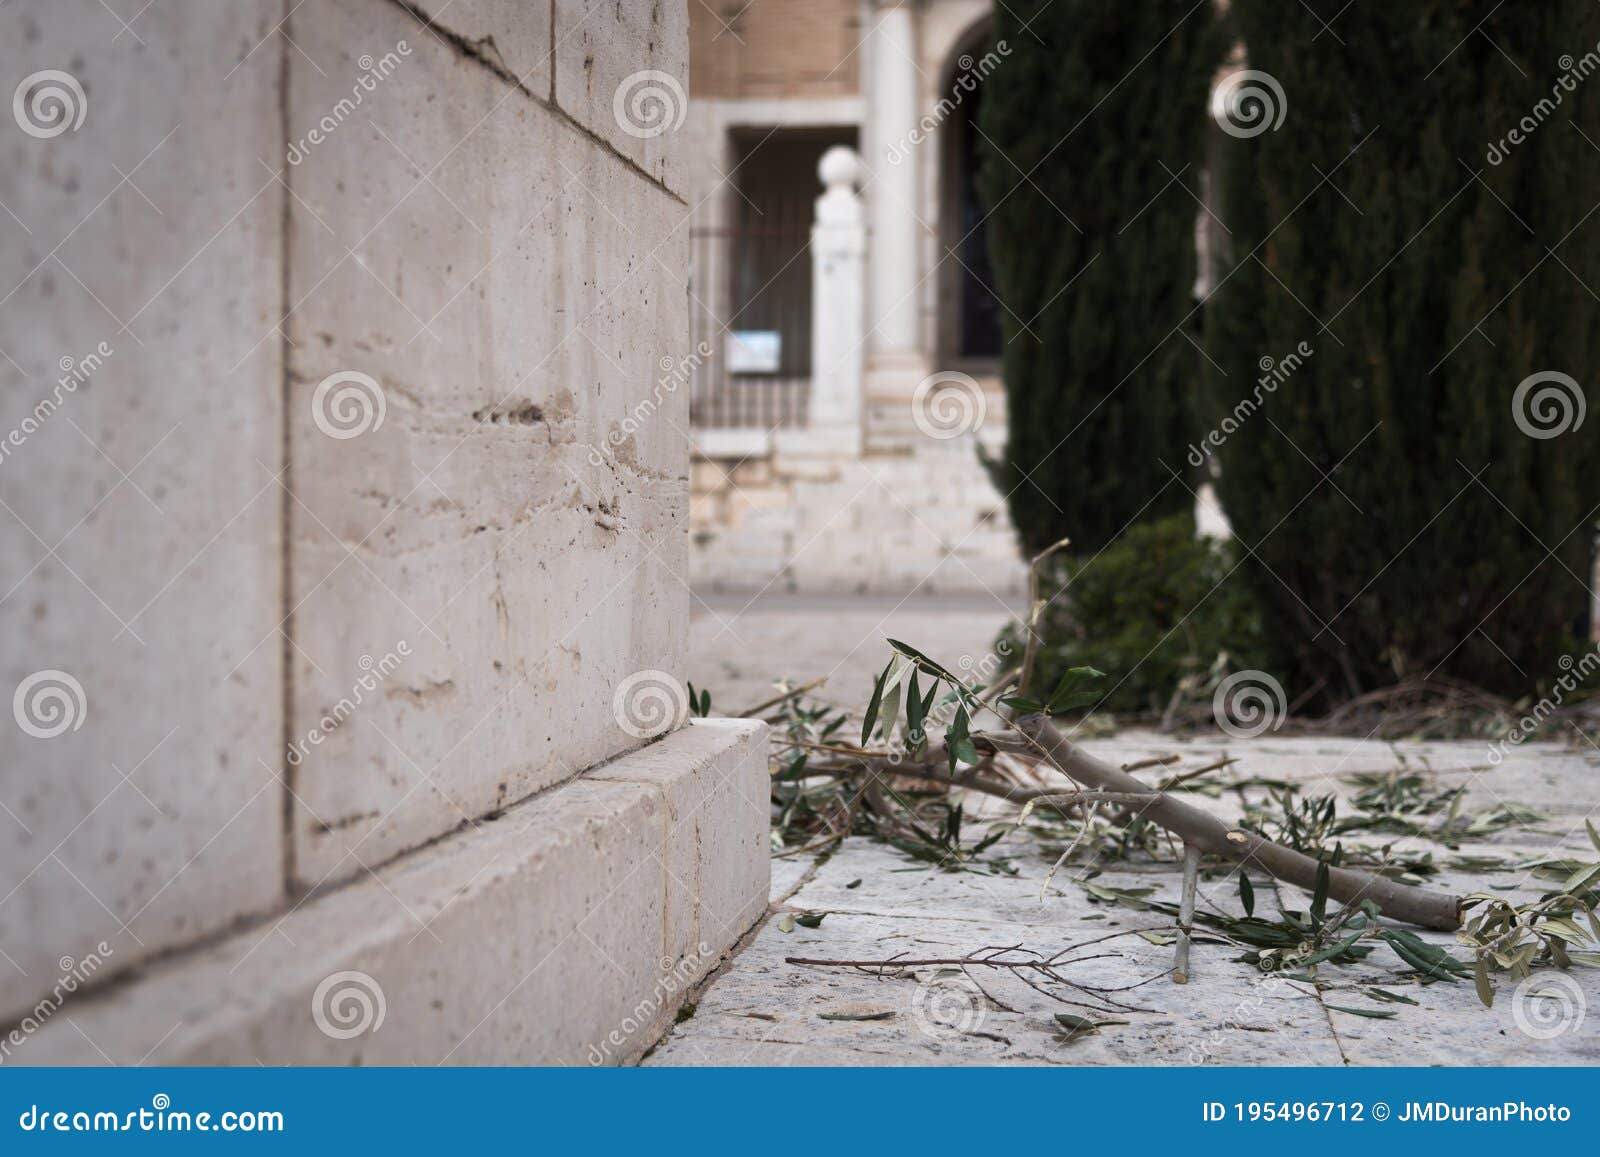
808,146,866,455
866,0,927,401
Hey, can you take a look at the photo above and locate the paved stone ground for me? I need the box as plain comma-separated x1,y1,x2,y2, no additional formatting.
687,590,1024,718
656,593,1600,1066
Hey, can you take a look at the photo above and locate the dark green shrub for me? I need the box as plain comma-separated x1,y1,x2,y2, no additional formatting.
1004,513,1266,717
1204,0,1600,702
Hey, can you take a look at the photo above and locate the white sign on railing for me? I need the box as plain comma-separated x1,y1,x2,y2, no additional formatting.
726,331,782,374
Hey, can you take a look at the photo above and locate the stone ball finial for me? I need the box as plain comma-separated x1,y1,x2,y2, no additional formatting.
818,145,862,191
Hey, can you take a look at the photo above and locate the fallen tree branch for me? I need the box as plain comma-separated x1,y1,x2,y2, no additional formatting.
1015,714,1463,931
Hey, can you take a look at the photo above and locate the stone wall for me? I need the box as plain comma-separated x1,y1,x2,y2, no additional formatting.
689,0,862,99
1,0,765,1065
690,428,1026,597
1,0,289,1027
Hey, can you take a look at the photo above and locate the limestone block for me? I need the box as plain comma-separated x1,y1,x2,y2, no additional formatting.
0,0,283,1023
284,0,689,884
21,720,768,1066
693,429,770,459
593,719,768,982
553,0,689,196
955,534,1024,564
689,492,723,528
728,459,772,487
738,504,801,536
725,485,793,528
710,527,791,561
776,459,844,485
690,459,729,493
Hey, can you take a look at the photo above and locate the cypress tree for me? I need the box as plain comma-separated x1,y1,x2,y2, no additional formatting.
979,0,1222,553
1204,1,1600,702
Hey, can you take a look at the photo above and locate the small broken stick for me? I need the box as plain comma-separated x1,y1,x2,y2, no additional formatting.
1174,841,1199,984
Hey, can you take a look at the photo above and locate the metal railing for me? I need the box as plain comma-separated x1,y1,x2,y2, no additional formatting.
689,225,811,431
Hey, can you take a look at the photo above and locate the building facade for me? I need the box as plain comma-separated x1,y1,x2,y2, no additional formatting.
686,0,1028,596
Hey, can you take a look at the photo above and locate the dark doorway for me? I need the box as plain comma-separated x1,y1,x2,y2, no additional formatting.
943,34,1004,363
728,127,857,378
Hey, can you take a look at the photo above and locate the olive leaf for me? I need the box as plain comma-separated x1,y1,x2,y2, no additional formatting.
1045,665,1106,713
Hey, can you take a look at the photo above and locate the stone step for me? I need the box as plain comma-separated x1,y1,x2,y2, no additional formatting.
23,721,770,1065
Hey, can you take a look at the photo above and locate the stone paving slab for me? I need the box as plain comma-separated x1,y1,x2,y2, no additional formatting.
689,591,1023,718
650,737,1600,1066
648,862,1344,1067
647,915,1345,1066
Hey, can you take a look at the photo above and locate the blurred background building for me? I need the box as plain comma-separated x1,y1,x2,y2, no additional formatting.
685,0,1027,596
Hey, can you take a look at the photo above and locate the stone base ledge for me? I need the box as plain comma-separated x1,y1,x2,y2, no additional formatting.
773,427,861,462
18,719,769,1067
693,427,773,460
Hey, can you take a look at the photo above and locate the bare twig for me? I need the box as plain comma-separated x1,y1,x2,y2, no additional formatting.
739,676,829,718
1122,754,1183,772
976,667,1021,721
1155,756,1240,791
786,940,1164,1013
1017,535,1073,700
787,738,899,760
